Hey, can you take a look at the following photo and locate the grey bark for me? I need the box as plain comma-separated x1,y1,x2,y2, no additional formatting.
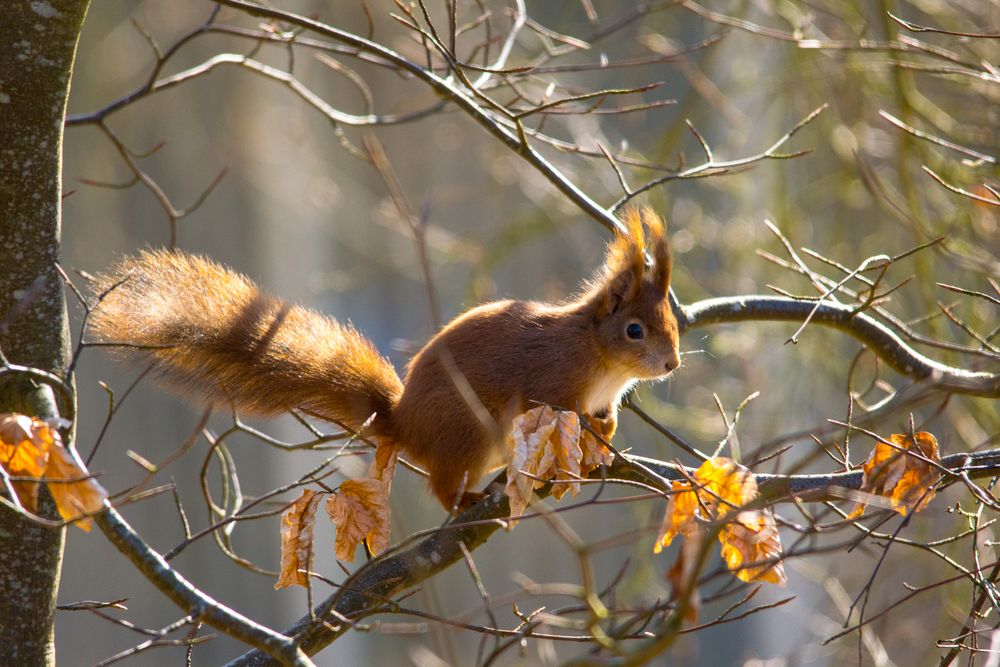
0,1,91,664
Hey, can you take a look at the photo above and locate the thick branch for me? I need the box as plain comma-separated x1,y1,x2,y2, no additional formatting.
678,296,1000,397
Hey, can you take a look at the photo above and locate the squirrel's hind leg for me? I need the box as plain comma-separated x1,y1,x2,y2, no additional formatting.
428,462,486,512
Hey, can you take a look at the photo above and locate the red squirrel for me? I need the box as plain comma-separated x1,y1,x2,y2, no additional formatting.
90,207,680,509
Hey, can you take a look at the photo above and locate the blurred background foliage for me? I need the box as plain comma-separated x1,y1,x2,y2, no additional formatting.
60,0,996,664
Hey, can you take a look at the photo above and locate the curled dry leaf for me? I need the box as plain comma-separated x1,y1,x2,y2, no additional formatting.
278,443,398,575
654,457,786,586
0,413,51,511
698,457,757,514
326,478,392,561
720,510,786,585
504,406,613,525
369,439,400,484
276,488,322,589
653,480,700,553
850,431,942,518
0,412,108,530
44,438,109,531
580,416,614,476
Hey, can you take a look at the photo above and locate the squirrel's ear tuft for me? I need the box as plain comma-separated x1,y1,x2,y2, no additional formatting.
641,208,672,287
597,208,645,316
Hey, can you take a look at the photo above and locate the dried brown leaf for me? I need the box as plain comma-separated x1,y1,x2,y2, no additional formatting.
505,406,607,524
581,416,614,476
326,478,391,561
720,509,787,585
369,440,400,484
850,432,942,518
275,489,322,589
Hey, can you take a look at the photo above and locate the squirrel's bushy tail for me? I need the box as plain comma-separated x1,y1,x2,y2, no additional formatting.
89,250,403,433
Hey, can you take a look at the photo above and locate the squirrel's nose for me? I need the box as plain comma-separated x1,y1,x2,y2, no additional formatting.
665,349,680,372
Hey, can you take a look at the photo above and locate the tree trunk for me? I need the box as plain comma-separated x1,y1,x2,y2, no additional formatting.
0,1,90,664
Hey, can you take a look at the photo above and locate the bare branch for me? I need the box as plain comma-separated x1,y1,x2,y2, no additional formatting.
679,296,1000,397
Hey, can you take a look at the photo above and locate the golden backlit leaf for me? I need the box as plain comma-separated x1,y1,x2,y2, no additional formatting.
654,456,786,586
326,478,391,561
0,413,52,476
693,456,758,517
45,441,109,532
850,432,942,518
655,457,756,552
0,413,54,512
719,510,787,585
654,481,699,553
0,413,107,529
275,489,322,589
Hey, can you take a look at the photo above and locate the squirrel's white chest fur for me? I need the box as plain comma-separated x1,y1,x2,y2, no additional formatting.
583,370,638,415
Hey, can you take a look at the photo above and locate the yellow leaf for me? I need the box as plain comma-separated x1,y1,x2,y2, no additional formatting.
719,509,787,585
45,441,109,531
693,456,758,517
654,456,786,586
326,478,391,561
655,457,757,552
0,413,107,529
654,481,699,553
850,432,942,518
0,413,54,512
275,489,322,589
0,413,52,475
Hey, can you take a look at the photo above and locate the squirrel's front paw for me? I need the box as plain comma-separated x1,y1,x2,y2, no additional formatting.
457,491,487,511
588,413,617,440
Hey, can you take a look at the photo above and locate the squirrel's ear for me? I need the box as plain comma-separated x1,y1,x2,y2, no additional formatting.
597,209,644,316
600,266,638,317
641,209,672,287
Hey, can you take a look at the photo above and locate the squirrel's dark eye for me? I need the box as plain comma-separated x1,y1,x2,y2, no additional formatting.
626,322,644,340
